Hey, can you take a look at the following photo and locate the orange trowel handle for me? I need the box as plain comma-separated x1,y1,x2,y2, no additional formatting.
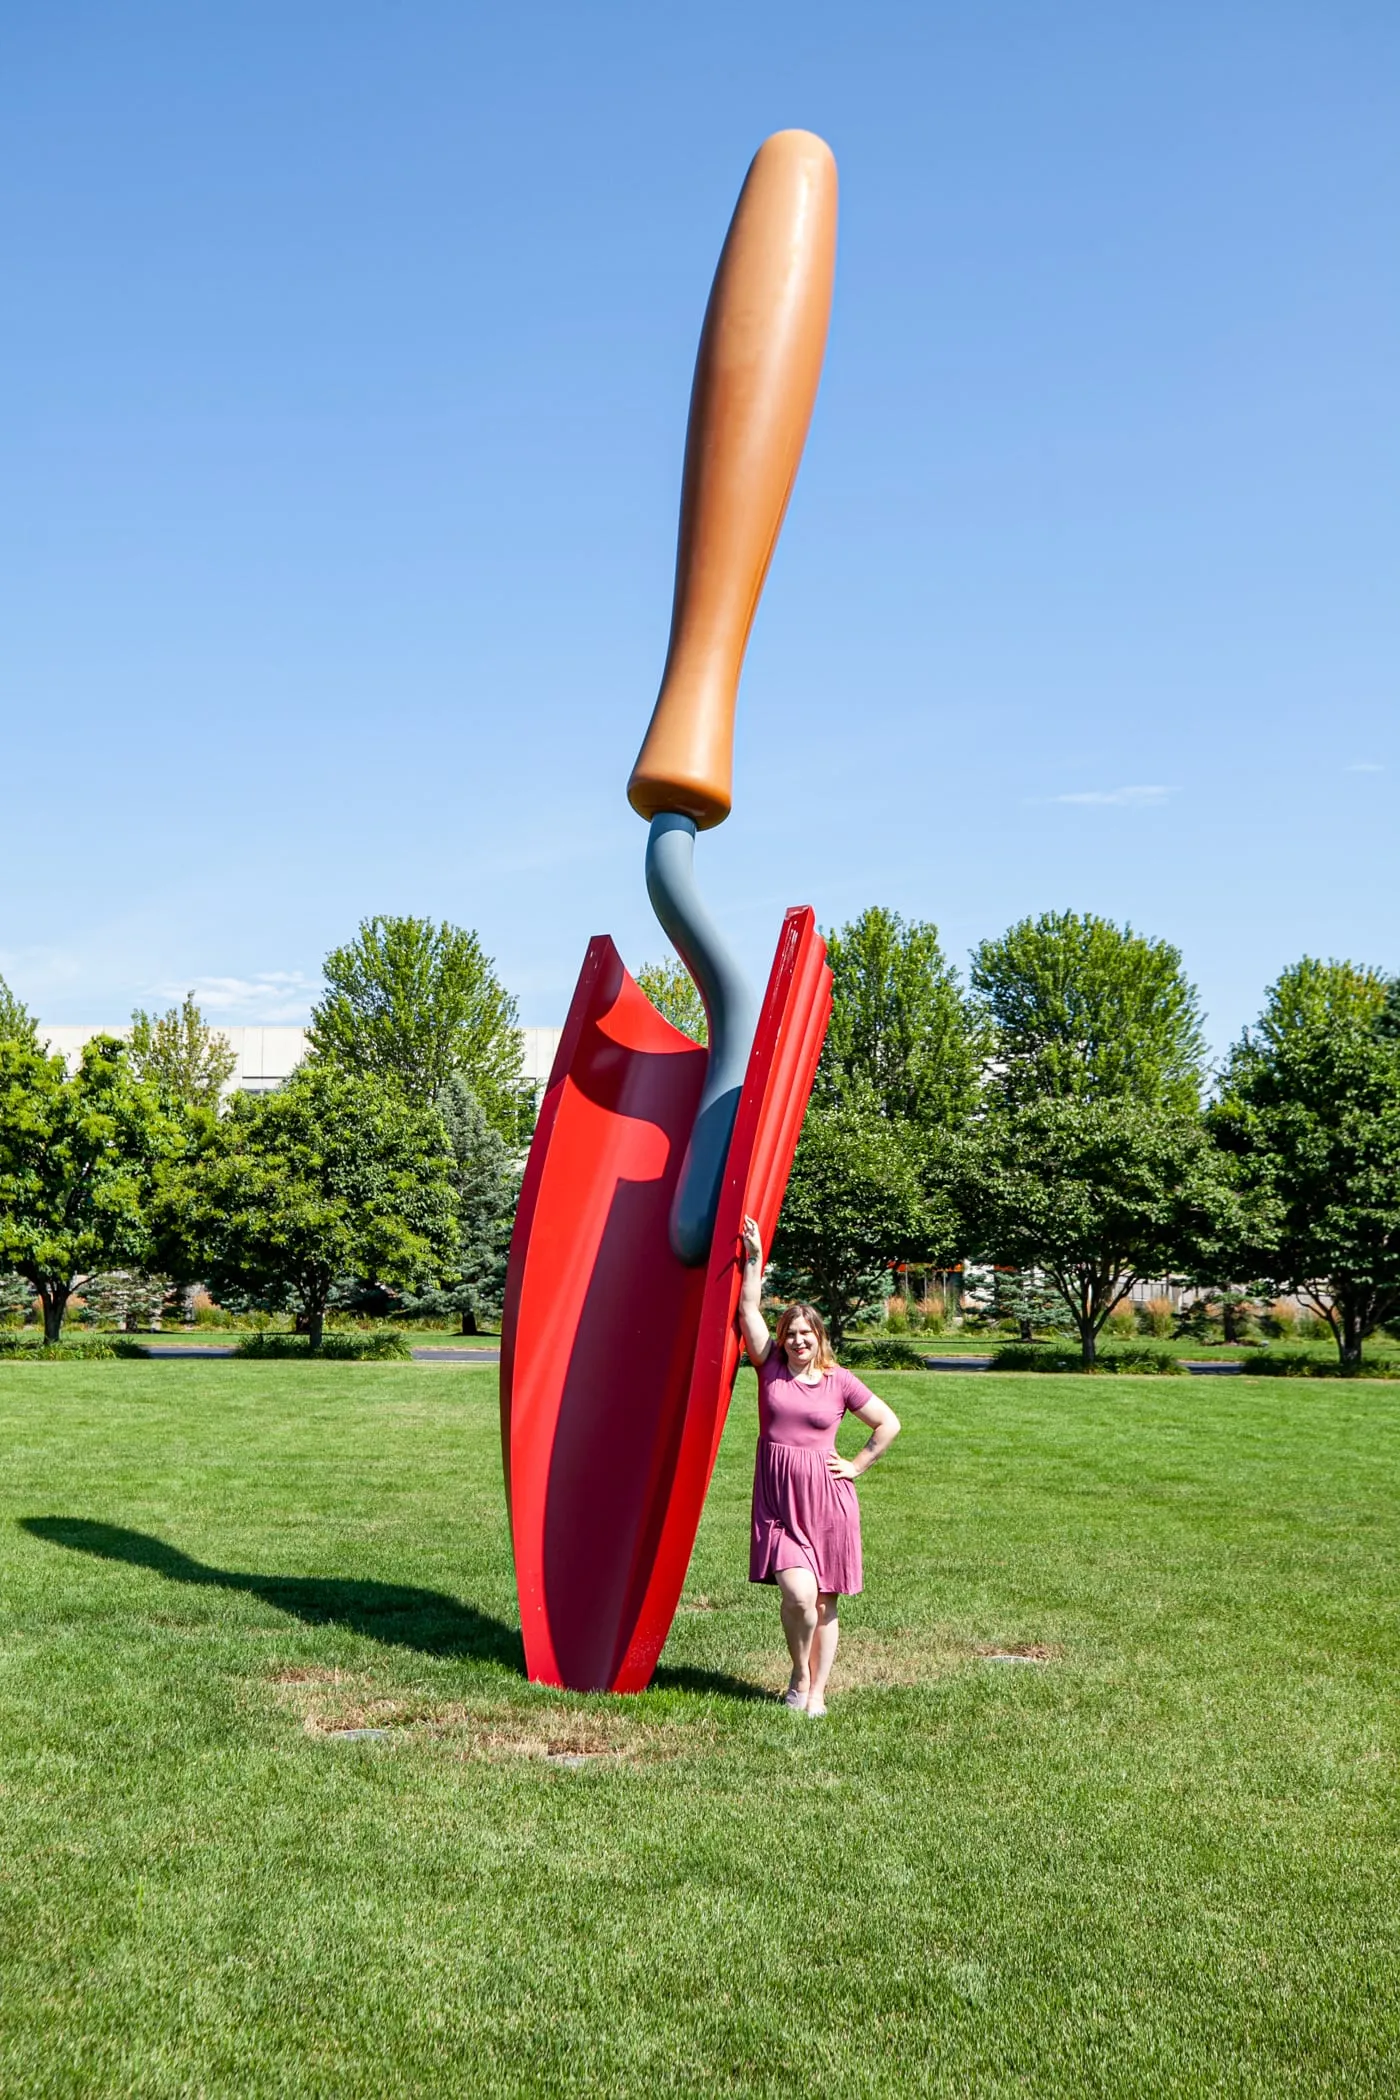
627,130,838,831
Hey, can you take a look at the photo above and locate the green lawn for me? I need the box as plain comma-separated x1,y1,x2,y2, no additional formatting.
2,1364,1397,2096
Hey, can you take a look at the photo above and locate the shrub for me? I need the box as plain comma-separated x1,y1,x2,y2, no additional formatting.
987,1344,1078,1373
1296,1311,1332,1342
1100,1345,1191,1375
233,1329,411,1361
1238,1350,1398,1380
840,1338,934,1370
1103,1304,1137,1338
1138,1296,1176,1340
914,1296,946,1336
1176,1296,1218,1343
0,1332,147,1360
1262,1299,1299,1340
988,1342,1187,1376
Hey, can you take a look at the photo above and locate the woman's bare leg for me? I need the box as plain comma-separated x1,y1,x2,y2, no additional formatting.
775,1568,819,1706
806,1594,839,1715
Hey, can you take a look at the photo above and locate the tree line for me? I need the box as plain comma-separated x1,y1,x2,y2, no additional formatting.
0,918,523,1345
3,908,1397,1368
769,909,1400,1369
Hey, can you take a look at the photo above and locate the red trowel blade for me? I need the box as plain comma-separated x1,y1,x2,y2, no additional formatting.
500,907,831,1692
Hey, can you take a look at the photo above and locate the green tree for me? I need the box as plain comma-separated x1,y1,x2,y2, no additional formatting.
308,916,523,1134
0,1038,182,1340
400,1076,519,1334
971,910,1206,1111
636,959,708,1044
128,992,237,1110
156,1063,458,1350
1379,977,1400,1041
0,973,37,1048
958,1096,1243,1367
1246,955,1389,1046
769,1094,951,1345
818,907,986,1129
1211,960,1400,1367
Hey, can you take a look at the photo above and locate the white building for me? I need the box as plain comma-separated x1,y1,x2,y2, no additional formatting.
38,1024,565,1095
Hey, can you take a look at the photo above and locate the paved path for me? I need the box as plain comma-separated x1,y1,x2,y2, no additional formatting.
411,1348,501,1363
138,1342,503,1363
918,1354,1242,1376
137,1343,1241,1374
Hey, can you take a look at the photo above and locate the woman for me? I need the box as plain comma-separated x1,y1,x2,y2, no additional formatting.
737,1215,901,1715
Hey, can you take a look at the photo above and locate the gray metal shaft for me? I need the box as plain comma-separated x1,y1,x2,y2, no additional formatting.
645,813,758,1266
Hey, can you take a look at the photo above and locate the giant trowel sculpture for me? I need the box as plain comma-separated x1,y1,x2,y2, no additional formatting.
501,131,837,1692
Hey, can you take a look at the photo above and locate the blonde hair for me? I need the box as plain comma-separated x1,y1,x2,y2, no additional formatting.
773,1302,837,1372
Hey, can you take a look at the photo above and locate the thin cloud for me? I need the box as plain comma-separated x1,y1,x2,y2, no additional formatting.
1345,762,1384,774
158,973,318,1023
1041,785,1177,808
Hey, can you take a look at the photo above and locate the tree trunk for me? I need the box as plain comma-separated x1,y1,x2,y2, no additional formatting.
306,1304,325,1351
1338,1301,1365,1370
1019,1317,1034,1343
1079,1316,1097,1369
460,1306,479,1337
1222,1299,1239,1343
40,1284,69,1344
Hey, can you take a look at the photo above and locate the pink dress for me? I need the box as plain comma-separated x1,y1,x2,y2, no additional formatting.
749,1354,876,1596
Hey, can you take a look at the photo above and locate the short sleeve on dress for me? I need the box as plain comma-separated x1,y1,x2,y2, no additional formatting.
837,1368,877,1414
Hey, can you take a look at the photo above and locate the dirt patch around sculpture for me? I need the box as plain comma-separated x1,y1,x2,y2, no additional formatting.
268,1669,716,1765
743,1627,1064,1692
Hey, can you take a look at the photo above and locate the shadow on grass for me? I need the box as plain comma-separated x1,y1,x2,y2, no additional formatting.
648,1663,771,1702
19,1518,768,1702
22,1516,526,1670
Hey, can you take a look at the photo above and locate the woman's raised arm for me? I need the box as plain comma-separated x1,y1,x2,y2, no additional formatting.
737,1215,773,1366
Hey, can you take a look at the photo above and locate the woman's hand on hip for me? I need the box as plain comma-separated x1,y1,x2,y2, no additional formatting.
827,1454,859,1482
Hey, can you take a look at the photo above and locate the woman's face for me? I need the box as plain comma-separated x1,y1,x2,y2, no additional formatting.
783,1316,819,1372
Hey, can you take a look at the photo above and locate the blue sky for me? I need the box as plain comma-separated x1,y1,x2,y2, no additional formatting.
3,2,1395,1063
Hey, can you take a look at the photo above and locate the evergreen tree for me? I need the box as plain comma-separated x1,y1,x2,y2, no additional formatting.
400,1076,519,1334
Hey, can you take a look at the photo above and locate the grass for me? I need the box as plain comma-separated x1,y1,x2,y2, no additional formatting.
1,1363,1397,2096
